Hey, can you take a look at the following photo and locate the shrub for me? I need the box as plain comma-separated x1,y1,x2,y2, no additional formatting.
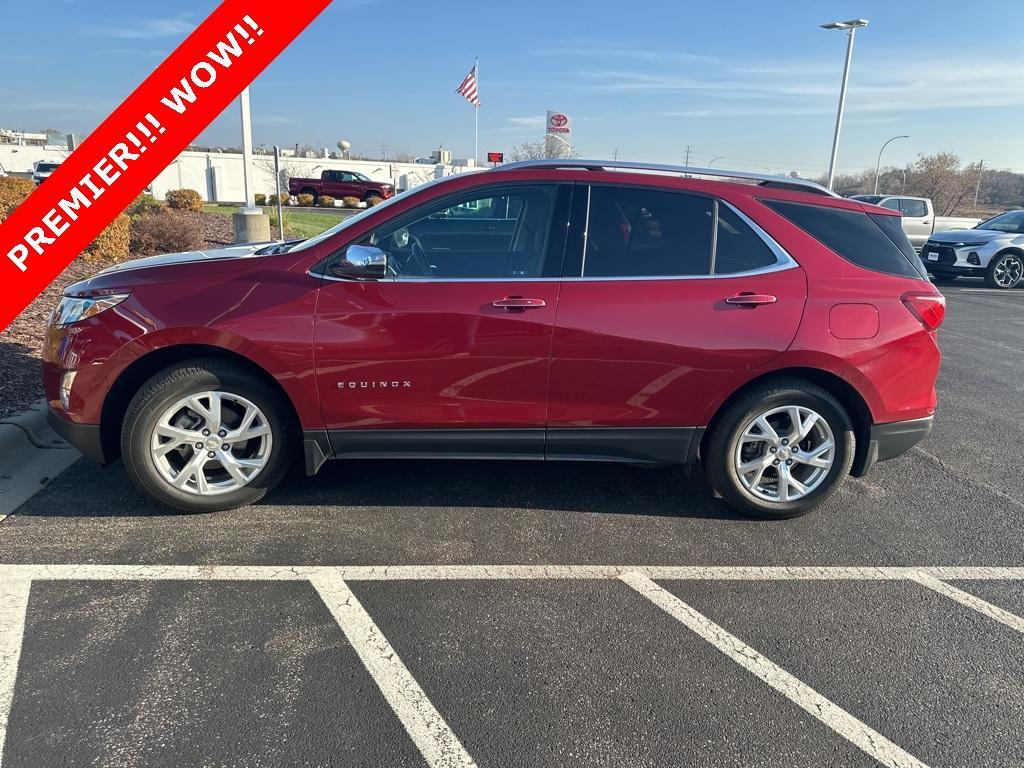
0,177,36,222
296,193,315,207
317,195,336,208
127,192,161,218
84,213,131,262
254,193,267,206
341,196,361,208
368,196,386,206
130,209,204,257
164,188,204,212
274,193,292,206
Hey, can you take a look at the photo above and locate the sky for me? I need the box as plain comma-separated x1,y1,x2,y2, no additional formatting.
3,0,1023,178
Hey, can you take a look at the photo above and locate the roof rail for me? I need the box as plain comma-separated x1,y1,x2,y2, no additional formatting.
492,158,839,198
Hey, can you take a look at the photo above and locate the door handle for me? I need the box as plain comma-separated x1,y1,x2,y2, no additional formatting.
725,293,777,307
493,296,546,312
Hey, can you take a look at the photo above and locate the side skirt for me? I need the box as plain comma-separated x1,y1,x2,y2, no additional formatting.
302,427,704,475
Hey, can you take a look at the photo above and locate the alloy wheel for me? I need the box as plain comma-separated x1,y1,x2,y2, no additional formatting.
993,255,1023,288
150,391,273,496
732,405,836,503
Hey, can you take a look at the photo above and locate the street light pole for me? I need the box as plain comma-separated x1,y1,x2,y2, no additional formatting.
822,19,869,190
874,134,908,194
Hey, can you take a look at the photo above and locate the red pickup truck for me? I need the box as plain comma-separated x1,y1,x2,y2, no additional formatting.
288,170,394,203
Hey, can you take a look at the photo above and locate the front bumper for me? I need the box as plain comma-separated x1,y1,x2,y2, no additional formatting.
922,241,1000,273
851,416,933,477
47,409,108,465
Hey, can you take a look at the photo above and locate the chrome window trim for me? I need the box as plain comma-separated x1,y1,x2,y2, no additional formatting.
308,196,800,284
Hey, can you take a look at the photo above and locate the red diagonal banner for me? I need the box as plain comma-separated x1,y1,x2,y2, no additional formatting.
0,0,333,331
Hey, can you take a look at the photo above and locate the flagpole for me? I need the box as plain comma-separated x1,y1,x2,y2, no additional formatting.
474,57,479,164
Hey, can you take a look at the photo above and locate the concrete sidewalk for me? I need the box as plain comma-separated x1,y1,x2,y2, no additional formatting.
0,400,79,519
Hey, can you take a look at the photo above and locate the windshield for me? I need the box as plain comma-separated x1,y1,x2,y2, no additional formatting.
289,175,461,253
36,163,59,173
976,210,1024,234
353,172,370,182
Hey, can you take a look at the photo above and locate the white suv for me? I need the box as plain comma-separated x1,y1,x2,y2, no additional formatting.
923,210,1024,289
32,161,60,185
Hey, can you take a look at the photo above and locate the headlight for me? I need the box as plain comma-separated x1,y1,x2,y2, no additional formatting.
50,293,129,327
954,242,987,248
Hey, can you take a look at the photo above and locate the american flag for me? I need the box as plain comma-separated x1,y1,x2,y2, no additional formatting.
455,63,481,106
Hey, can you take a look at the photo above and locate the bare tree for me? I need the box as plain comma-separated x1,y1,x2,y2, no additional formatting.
508,136,578,162
905,152,978,216
254,156,309,196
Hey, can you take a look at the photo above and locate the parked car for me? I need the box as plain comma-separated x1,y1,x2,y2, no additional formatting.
44,160,944,519
0,161,7,177
31,160,61,185
849,195,979,251
288,169,394,204
921,209,1024,289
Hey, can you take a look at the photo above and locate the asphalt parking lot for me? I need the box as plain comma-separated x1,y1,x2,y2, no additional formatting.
1,280,1022,767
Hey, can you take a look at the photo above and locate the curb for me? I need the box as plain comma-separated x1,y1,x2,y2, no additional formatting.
0,399,81,518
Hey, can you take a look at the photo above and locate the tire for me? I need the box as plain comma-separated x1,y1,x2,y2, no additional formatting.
364,192,383,203
703,378,855,519
300,188,318,205
121,359,295,513
984,251,1024,289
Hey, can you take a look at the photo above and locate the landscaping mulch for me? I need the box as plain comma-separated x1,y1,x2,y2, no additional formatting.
0,211,238,419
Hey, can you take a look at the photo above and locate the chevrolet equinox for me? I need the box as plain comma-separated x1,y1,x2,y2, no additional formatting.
44,160,944,518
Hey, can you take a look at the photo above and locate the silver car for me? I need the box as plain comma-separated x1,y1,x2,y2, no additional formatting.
922,210,1024,289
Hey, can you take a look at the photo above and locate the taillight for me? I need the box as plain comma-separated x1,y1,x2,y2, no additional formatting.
901,291,946,331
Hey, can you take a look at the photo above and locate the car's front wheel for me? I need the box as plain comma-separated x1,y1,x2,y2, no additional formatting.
703,379,854,519
985,251,1024,289
121,359,295,513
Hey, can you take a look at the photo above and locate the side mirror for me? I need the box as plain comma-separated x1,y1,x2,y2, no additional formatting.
330,243,387,280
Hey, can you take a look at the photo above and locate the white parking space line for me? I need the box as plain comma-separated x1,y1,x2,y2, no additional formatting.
2,563,1024,582
909,574,1024,635
620,572,930,768
0,580,31,768
310,573,477,768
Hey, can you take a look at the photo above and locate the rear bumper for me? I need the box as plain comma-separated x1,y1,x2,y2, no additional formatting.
851,416,933,477
47,409,108,465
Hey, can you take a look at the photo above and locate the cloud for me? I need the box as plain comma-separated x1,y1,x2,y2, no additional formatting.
505,115,546,128
85,16,196,39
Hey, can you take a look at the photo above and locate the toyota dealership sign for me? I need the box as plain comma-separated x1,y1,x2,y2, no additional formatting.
546,111,571,136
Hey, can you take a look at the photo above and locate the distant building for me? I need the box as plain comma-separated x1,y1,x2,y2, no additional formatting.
0,129,49,147
431,147,452,165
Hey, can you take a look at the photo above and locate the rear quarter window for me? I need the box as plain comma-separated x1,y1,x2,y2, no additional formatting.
761,199,925,279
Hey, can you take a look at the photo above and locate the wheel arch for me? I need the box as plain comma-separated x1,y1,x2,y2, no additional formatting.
99,344,302,464
699,367,873,476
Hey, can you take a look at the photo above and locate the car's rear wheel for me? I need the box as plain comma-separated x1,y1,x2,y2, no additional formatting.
121,359,295,513
985,252,1023,289
300,187,318,205
704,379,854,519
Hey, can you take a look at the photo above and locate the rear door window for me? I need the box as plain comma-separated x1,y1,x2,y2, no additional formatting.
762,199,925,279
899,199,928,218
581,186,713,277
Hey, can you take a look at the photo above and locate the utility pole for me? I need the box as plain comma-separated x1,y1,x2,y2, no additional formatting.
973,159,985,209
613,148,619,161
683,146,692,167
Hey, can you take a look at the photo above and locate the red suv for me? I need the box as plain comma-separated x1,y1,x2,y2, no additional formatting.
43,160,944,518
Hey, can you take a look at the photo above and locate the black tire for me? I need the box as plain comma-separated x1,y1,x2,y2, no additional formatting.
121,358,295,513
984,251,1024,289
300,187,318,205
703,378,855,519
364,191,383,203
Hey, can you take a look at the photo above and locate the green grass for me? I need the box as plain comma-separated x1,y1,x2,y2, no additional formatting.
203,204,341,239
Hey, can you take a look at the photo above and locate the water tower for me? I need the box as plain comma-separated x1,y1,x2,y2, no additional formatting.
337,140,351,159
